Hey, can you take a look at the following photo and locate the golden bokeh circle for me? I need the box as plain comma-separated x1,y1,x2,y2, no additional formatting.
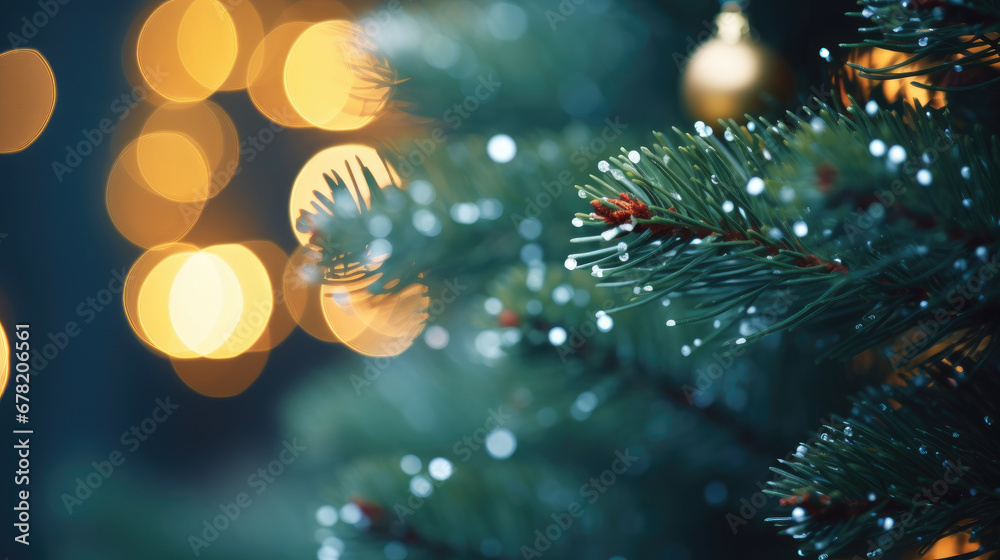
0,49,56,153
289,144,401,246
137,0,238,102
106,142,205,248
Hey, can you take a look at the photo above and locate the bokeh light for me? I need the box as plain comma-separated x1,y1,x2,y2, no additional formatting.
284,21,392,130
127,244,272,359
217,0,265,91
195,244,273,359
283,246,341,342
124,243,199,354
0,49,56,153
138,249,204,358
171,348,269,397
0,315,9,402
168,251,244,356
289,144,401,246
139,101,239,200
242,241,297,352
106,141,205,248
247,22,315,128
274,0,353,26
135,132,212,202
841,48,946,109
137,0,238,102
320,281,428,357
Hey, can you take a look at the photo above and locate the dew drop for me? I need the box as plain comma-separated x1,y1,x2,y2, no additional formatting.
724,130,735,142
666,320,677,327
918,36,929,47
572,217,584,227
961,166,971,179
866,100,879,116
869,139,886,157
793,221,808,237
619,253,629,262
819,47,830,59
597,160,610,173
722,200,734,213
628,150,640,163
681,345,692,357
735,337,746,345
564,258,577,270
578,189,587,198
919,446,928,454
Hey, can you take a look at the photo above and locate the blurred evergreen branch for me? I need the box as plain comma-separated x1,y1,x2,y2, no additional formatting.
566,101,1000,375
765,364,1000,559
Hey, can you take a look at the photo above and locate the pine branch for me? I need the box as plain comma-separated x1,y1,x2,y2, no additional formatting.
764,364,1000,559
566,101,1000,374
843,0,1000,91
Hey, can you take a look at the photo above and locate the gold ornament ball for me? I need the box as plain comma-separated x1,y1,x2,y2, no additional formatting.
681,14,794,124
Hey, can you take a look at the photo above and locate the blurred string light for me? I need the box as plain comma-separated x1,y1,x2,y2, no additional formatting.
839,48,946,108
137,101,239,201
137,0,238,102
132,244,273,359
122,243,278,396
289,144,402,246
282,247,429,356
0,314,9,401
106,141,205,248
0,48,56,153
216,0,264,90
284,21,393,130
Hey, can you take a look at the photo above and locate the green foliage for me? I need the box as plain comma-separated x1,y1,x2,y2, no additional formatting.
845,0,1000,90
566,101,1000,375
765,366,1000,559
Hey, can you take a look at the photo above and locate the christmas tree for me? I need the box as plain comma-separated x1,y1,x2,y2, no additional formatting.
290,1,1000,559
22,0,998,558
